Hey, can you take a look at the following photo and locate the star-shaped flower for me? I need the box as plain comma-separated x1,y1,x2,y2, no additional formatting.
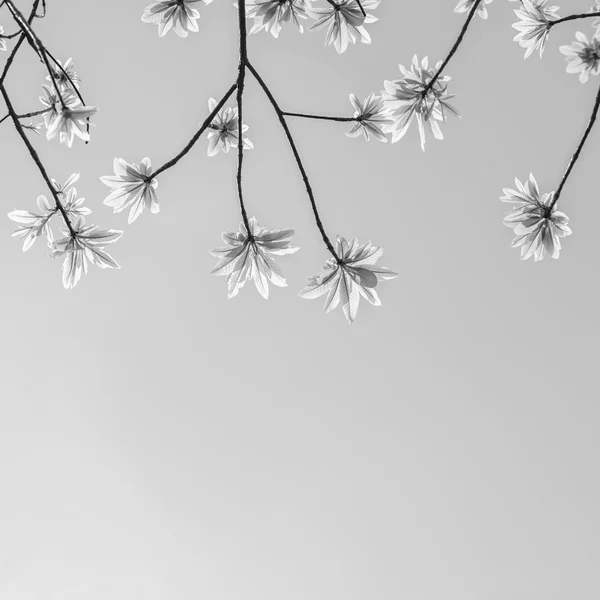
206,97,253,156
245,0,311,37
299,236,398,324
39,84,78,129
46,57,80,91
100,158,159,224
51,172,80,198
210,217,299,299
308,0,380,54
45,103,97,147
382,56,459,151
500,173,572,261
454,0,494,20
512,0,560,59
50,217,123,289
559,31,600,83
345,93,392,142
142,0,213,37
8,195,56,251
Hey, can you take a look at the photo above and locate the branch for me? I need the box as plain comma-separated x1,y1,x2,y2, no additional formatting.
282,111,358,123
549,12,600,29
246,61,341,263
0,107,50,125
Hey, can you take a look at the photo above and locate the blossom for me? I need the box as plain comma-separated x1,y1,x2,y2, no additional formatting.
345,93,392,142
382,56,459,151
62,187,92,222
141,0,213,37
299,236,398,324
245,0,311,37
454,0,494,20
0,26,7,52
206,98,253,156
50,217,123,289
210,217,299,299
559,31,600,83
500,173,571,261
46,57,80,91
100,158,159,224
512,0,560,59
39,84,78,128
51,172,80,198
45,104,97,147
8,195,56,251
308,0,380,54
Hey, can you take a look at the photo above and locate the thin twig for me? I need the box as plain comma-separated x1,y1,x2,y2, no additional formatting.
0,107,50,125
246,61,341,263
282,111,357,123
549,12,600,29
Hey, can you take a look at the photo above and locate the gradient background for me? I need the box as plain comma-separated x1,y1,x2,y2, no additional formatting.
1,0,600,598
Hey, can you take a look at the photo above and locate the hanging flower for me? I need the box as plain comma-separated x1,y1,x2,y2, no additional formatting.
206,97,253,156
141,0,213,37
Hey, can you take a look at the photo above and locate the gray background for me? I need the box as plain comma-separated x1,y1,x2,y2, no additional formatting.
1,0,599,598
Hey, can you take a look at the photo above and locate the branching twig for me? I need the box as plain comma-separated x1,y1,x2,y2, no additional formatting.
549,11,600,29
282,111,358,123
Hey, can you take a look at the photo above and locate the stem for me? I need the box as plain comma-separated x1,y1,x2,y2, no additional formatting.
0,107,50,125
0,82,75,236
549,79,600,212
152,83,238,178
236,0,252,235
421,0,482,98
246,61,341,263
282,111,357,123
549,12,600,29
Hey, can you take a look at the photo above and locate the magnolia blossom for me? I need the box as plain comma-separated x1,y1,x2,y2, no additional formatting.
46,104,97,147
345,93,392,142
39,84,79,128
100,158,159,224
47,57,80,90
8,195,56,251
245,0,311,37
51,172,80,198
142,0,213,37
210,217,299,299
50,217,123,289
308,0,379,54
62,187,92,223
382,56,459,151
559,32,600,83
0,26,7,52
299,236,398,324
454,0,494,19
206,97,253,156
512,0,560,59
500,173,571,261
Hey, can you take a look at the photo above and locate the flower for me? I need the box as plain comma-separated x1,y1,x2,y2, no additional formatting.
210,217,299,299
245,0,311,37
8,195,56,251
308,0,380,54
500,173,572,261
454,0,494,20
0,26,7,52
39,84,78,128
559,31,600,83
141,0,213,37
51,172,80,198
512,0,560,59
345,93,392,142
50,217,123,289
299,236,398,324
62,187,92,222
100,158,159,224
45,103,97,147
206,98,253,156
382,56,459,151
46,57,80,91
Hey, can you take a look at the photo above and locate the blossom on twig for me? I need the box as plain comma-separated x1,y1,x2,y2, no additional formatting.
345,93,392,142
454,0,494,20
299,236,398,324
210,217,299,299
46,56,80,91
8,195,56,251
100,158,159,224
39,84,78,128
45,103,97,147
512,0,560,59
245,0,311,37
142,0,213,37
559,31,600,83
206,97,253,156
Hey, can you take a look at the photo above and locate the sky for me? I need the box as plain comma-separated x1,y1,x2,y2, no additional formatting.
1,1,600,599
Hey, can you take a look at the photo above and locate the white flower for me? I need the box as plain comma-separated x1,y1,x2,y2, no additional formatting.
142,0,213,37
454,0,494,20
100,158,159,224
512,0,560,59
559,31,600,83
382,56,459,151
308,0,379,54
51,172,80,198
206,98,253,156
8,195,56,251
0,26,7,52
47,57,80,91
45,104,97,147
299,236,398,324
39,84,78,128
245,0,311,37
50,218,123,289
346,93,392,142
210,217,299,299
500,173,572,261
62,187,92,222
